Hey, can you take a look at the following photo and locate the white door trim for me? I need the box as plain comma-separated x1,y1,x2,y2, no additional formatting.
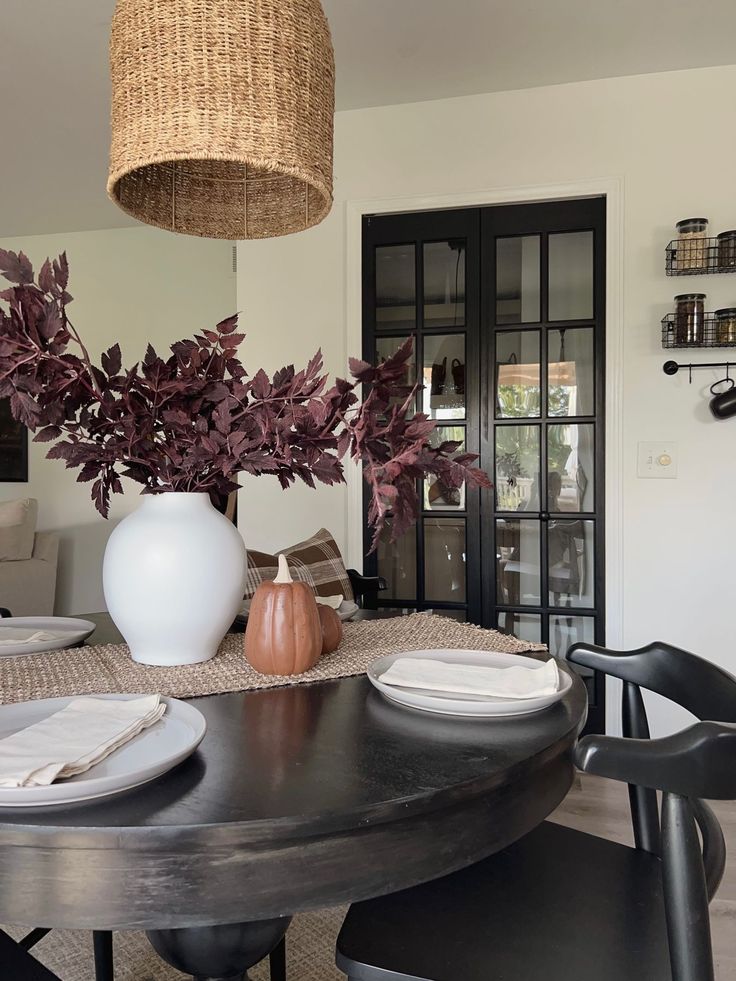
344,177,625,733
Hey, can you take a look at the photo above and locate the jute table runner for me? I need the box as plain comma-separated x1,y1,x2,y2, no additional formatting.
0,614,546,705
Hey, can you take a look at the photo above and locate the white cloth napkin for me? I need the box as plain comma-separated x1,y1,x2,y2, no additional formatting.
0,629,67,646
315,595,344,610
378,657,560,700
0,695,166,788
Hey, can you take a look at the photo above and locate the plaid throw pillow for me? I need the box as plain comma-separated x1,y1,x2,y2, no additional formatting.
244,529,354,602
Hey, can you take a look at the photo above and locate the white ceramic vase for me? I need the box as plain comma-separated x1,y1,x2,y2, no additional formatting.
103,492,247,666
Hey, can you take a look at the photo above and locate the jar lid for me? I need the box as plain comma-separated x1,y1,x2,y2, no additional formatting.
717,230,736,239
715,308,736,317
674,293,706,301
676,218,708,228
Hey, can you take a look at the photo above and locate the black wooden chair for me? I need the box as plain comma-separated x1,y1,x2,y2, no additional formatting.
347,570,387,610
335,640,736,981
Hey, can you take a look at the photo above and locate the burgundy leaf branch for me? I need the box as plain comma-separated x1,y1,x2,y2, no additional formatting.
0,251,491,545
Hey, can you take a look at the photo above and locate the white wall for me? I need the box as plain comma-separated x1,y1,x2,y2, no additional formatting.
237,64,736,734
0,227,235,615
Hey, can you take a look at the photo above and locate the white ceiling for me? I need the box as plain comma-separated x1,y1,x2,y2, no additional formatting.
2,0,736,238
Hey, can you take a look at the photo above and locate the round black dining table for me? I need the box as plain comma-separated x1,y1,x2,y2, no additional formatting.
0,613,587,981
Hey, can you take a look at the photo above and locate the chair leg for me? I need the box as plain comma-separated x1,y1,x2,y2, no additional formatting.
661,793,714,981
93,931,114,981
20,927,52,950
269,935,287,981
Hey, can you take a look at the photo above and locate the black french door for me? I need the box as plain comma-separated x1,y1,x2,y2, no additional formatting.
362,208,482,623
362,198,606,731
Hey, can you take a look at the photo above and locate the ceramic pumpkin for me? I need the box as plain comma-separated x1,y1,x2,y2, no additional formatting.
245,555,322,675
318,604,343,654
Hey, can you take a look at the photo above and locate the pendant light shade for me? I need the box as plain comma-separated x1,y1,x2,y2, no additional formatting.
107,0,335,240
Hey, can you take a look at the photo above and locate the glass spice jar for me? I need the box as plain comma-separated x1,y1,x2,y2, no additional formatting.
675,293,706,346
676,218,709,272
717,231,736,270
715,308,736,345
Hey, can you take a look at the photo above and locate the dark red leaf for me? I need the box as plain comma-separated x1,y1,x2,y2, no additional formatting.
0,249,34,285
33,426,63,442
38,259,54,294
53,252,69,290
101,343,122,377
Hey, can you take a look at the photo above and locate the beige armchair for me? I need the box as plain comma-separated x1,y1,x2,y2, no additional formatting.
0,531,59,616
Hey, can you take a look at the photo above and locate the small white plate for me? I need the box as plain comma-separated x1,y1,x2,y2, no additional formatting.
0,695,206,807
240,599,360,622
368,649,572,718
0,617,96,658
335,600,359,622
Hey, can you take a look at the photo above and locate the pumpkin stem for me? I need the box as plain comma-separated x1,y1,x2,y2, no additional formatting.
274,553,293,584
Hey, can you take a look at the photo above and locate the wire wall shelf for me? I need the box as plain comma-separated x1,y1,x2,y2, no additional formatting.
666,238,736,276
662,313,736,350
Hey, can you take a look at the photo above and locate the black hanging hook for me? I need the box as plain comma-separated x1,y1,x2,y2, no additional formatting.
663,359,736,377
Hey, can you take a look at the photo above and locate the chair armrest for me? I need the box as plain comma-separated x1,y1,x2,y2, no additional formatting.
691,799,727,900
576,721,736,800
347,570,387,609
33,531,59,565
32,532,59,566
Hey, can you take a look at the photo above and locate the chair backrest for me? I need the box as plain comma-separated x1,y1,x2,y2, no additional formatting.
568,641,736,981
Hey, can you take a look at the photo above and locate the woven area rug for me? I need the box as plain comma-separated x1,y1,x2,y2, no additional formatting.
2,908,346,981
0,614,544,704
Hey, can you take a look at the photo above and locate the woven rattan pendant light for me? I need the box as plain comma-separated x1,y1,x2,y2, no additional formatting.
107,0,335,240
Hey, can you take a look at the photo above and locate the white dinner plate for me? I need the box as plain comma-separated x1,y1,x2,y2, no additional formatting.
0,694,206,807
367,648,572,718
240,599,360,622
0,617,97,658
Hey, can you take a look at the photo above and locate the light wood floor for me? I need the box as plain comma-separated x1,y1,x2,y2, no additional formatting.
6,774,736,980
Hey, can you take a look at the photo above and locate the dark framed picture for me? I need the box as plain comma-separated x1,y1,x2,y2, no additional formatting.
0,399,28,482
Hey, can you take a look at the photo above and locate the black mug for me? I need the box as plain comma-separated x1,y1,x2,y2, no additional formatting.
710,377,736,419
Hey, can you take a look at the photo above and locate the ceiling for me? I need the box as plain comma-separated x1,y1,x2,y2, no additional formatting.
2,0,736,238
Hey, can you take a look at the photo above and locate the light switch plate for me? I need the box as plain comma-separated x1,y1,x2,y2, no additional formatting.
637,441,678,479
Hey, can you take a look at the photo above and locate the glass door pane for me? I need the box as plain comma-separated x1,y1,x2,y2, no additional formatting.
424,426,466,510
496,236,541,324
377,526,417,601
496,518,541,606
548,613,595,658
498,611,541,643
548,328,594,417
376,334,417,410
376,244,415,330
548,519,595,608
548,231,594,321
495,425,540,511
425,517,467,603
422,334,466,421
496,331,541,418
548,423,595,512
424,241,466,327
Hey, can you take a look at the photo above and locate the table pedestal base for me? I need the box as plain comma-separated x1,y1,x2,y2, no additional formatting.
147,916,291,981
